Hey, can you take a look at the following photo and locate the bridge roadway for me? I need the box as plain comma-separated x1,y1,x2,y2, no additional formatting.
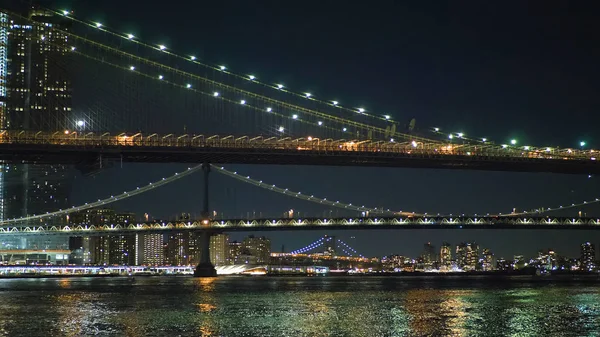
0,130,598,174
1,217,600,236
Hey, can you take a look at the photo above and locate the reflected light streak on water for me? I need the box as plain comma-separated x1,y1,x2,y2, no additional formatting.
0,277,598,336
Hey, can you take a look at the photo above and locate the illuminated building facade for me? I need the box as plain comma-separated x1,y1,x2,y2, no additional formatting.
107,235,136,265
456,243,467,269
209,233,229,266
422,242,436,264
242,235,271,264
464,242,479,271
165,231,199,266
481,248,494,271
0,8,72,248
581,242,595,271
440,242,452,269
227,241,242,265
140,233,164,265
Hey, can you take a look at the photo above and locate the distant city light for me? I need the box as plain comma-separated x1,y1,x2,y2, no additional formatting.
318,121,323,126
305,93,312,98
278,126,284,132
448,134,454,139
127,34,134,39
158,45,166,50
358,108,365,113
266,107,272,112
158,75,163,80
220,65,226,71
71,46,76,51
510,139,517,145
129,66,135,71
186,84,192,88
457,133,464,138
62,10,69,15
248,75,255,80
482,138,487,142
524,146,530,150
580,141,587,147
332,101,338,105
240,100,246,105
213,92,219,97
390,138,395,142
277,84,284,89
95,22,102,28
292,114,298,119
343,127,347,132
384,115,390,120
190,56,196,60
434,127,440,132
411,141,418,147
76,120,85,127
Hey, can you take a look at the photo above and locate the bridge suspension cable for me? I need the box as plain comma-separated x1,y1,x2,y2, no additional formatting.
336,238,364,258
213,165,600,218
290,237,326,255
6,9,432,143
0,165,204,225
46,6,397,125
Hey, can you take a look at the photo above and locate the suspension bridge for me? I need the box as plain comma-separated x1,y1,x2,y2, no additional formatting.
1,5,598,276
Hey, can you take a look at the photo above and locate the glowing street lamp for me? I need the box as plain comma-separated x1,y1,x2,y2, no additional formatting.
580,141,586,148
510,139,517,145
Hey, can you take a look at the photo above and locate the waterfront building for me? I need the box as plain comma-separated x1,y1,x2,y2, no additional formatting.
140,233,165,265
227,241,242,265
108,235,136,265
581,242,596,271
242,235,271,264
482,248,494,271
440,243,452,269
209,233,229,266
422,242,436,265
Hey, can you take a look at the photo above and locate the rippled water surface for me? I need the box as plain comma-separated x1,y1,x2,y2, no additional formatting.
0,276,599,336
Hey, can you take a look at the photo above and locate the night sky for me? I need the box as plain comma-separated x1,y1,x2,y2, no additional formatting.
27,0,600,259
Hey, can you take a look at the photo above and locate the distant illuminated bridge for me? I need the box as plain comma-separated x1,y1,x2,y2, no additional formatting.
1,217,600,236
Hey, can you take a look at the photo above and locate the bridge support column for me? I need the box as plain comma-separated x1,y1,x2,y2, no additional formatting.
194,162,217,277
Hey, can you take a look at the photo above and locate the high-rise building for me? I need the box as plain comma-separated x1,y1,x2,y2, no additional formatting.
209,233,229,266
107,235,136,265
440,242,452,269
228,241,242,265
482,248,494,271
242,235,271,264
422,242,436,264
0,8,73,228
456,243,467,269
166,232,190,266
581,242,596,271
140,233,164,265
465,242,479,271
89,236,110,265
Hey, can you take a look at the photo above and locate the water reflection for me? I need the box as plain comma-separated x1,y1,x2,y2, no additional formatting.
0,277,597,336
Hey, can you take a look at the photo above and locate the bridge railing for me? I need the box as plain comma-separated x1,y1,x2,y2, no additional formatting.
0,130,596,161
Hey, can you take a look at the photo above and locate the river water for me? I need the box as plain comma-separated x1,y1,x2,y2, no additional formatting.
0,276,599,336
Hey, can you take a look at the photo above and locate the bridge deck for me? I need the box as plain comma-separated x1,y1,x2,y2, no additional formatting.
0,131,598,174
1,217,599,236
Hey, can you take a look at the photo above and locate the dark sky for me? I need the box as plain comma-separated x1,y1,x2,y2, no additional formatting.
27,0,600,259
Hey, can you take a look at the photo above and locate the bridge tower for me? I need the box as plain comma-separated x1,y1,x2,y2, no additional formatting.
194,163,217,277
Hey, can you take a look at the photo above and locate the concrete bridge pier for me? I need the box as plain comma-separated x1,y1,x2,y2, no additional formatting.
194,163,217,277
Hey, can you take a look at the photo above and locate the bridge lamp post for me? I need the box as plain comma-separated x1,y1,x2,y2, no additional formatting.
510,139,517,146
580,141,586,149
76,120,85,130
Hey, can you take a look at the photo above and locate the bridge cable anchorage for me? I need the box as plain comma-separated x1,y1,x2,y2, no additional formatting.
212,165,600,218
0,165,204,225
6,9,431,143
45,5,397,125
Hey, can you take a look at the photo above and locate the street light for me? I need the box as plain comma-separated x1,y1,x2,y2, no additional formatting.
580,141,586,148
76,120,85,128
510,139,517,145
